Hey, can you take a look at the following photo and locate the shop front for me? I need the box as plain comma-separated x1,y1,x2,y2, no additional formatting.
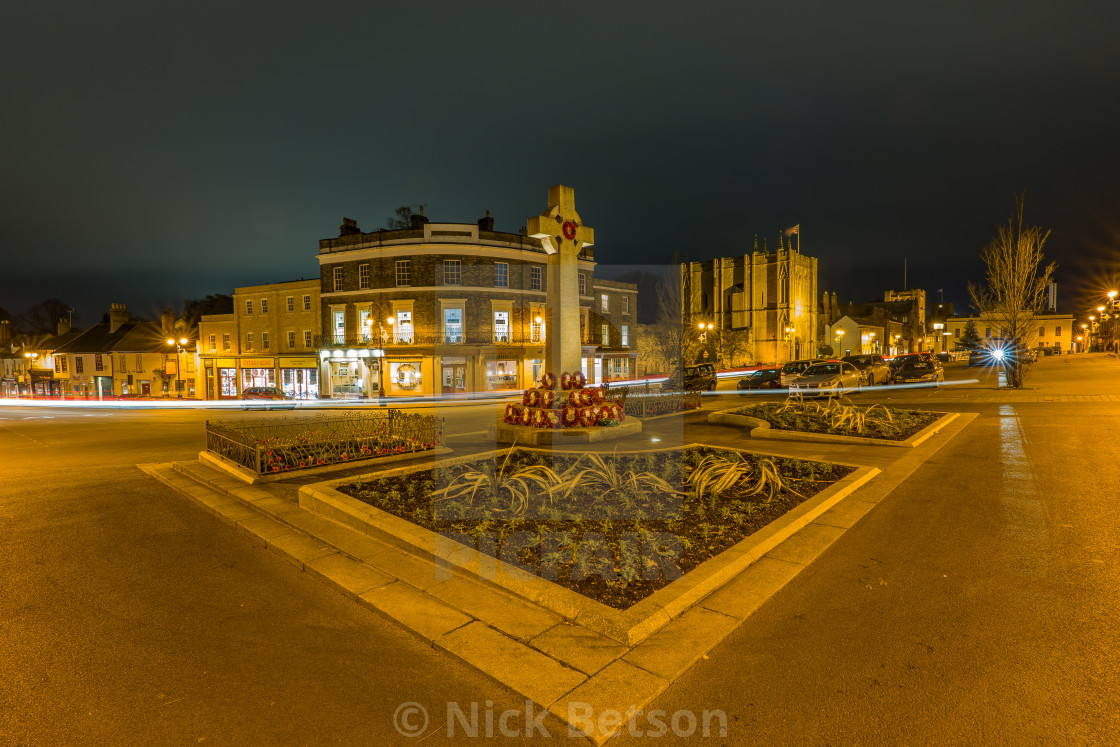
206,358,239,399
484,357,520,392
386,358,427,396
440,356,468,395
279,357,320,399
324,351,377,398
239,357,277,392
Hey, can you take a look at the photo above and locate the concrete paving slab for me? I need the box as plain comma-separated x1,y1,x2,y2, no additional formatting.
622,606,740,681
263,530,338,568
360,543,446,590
426,577,564,642
697,555,803,620
278,509,391,560
436,621,587,709
530,623,630,676
547,659,669,745
242,495,302,518
306,552,395,599
764,522,847,565
236,514,297,542
813,497,879,529
359,581,472,641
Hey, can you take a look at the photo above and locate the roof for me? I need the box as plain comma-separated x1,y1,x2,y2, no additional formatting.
54,320,189,355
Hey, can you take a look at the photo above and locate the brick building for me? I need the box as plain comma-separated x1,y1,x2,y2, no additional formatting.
198,279,321,399
315,210,637,398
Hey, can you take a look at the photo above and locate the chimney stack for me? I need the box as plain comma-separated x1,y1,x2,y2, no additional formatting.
108,303,129,333
161,307,175,336
57,316,70,336
477,210,495,232
339,217,361,237
409,205,429,229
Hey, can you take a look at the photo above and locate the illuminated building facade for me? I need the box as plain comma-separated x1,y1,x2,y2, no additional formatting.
316,211,636,399
198,279,322,399
683,236,819,365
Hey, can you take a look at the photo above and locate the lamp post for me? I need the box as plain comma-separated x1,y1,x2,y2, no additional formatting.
784,325,794,361
835,328,845,357
364,312,395,398
23,351,38,398
166,337,188,398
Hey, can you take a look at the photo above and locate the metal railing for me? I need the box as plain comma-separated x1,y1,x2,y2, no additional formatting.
205,410,444,476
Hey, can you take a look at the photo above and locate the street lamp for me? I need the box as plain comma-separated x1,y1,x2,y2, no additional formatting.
363,313,395,397
166,337,188,398
23,351,38,398
785,325,794,360
835,328,845,356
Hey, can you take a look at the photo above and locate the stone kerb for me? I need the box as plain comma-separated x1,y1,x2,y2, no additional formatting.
709,409,960,448
200,446,454,484
489,418,643,445
298,445,880,646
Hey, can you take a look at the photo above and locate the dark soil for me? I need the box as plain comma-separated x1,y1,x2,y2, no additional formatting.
338,447,853,610
734,402,943,441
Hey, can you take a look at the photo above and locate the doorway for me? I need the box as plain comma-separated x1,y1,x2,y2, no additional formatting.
441,363,467,394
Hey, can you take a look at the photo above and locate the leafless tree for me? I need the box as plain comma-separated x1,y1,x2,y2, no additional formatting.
654,269,686,371
968,195,1056,388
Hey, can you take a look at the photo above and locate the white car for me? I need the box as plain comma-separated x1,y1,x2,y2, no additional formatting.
788,361,862,397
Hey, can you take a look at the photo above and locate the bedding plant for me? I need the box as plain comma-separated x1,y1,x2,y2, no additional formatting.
338,446,853,610
734,396,942,441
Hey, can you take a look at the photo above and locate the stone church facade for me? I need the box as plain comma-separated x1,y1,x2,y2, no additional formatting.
683,235,819,366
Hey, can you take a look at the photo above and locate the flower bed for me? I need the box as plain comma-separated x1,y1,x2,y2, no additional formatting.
611,388,702,418
206,411,444,476
733,399,941,441
338,446,852,609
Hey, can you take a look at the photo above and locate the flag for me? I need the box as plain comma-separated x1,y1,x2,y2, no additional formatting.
784,224,799,236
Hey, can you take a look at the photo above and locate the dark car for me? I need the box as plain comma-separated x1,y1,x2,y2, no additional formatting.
662,363,717,392
737,367,782,390
889,352,941,380
842,354,891,386
779,359,817,387
241,386,296,409
892,359,945,386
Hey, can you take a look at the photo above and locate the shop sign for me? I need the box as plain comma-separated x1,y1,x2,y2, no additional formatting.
441,356,467,365
240,358,275,369
280,357,319,368
214,358,238,368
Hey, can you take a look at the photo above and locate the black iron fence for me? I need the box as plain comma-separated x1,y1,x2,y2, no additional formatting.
205,410,444,477
606,387,703,418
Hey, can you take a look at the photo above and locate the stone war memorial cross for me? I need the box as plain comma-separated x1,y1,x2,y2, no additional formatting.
526,185,594,378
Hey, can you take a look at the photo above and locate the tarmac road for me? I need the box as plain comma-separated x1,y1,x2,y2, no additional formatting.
2,353,1118,744
0,407,569,744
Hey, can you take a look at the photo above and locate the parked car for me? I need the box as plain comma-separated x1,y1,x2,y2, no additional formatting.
968,348,999,367
788,361,862,397
779,359,817,387
892,359,945,386
842,354,891,386
241,386,296,409
662,363,717,392
737,367,782,390
889,352,942,380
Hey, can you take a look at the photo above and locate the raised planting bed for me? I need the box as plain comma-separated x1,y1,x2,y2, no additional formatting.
721,399,945,442
609,387,703,418
332,446,854,610
204,410,444,477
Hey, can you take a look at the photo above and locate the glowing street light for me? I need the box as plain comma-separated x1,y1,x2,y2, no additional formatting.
166,337,189,398
22,351,38,398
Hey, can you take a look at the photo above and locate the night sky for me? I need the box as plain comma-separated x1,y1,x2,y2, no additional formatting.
3,2,1119,329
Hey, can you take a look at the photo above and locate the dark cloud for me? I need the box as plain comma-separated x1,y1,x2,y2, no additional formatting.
2,1,1118,324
